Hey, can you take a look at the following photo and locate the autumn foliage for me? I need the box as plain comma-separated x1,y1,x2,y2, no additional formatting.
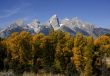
0,31,110,76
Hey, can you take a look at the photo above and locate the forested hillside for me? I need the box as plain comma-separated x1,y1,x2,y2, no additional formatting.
0,31,110,76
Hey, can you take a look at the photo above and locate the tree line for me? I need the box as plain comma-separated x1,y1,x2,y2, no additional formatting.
0,30,110,76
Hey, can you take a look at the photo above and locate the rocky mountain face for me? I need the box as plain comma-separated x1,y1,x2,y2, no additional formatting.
46,14,60,30
27,19,41,33
60,17,95,36
0,15,110,38
0,20,27,38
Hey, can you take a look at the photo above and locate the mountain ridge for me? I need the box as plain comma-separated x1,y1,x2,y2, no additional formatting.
0,15,110,38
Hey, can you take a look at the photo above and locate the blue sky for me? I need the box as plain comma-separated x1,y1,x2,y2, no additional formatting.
0,0,110,28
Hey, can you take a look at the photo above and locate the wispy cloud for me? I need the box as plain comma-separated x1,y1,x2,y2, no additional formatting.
0,8,21,19
0,1,31,19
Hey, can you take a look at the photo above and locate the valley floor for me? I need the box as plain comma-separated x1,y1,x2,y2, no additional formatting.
0,71,64,76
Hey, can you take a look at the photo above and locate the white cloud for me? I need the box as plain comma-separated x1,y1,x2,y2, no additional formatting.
0,8,20,19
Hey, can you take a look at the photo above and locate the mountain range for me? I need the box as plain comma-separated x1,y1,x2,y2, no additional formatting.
0,15,110,38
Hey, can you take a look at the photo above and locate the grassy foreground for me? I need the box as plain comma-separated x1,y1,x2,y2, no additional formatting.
0,71,64,76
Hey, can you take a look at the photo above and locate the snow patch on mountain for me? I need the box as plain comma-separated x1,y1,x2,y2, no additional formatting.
0,15,110,38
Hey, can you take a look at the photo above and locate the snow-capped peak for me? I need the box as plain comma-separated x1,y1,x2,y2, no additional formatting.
0,14,110,38
26,19,41,33
48,14,60,30
60,24,64,27
31,19,40,26
49,14,58,23
51,14,57,18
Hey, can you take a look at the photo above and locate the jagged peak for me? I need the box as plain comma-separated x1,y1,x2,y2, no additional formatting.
49,14,59,24
0,15,110,38
49,14,58,20
71,17,92,25
52,14,57,18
